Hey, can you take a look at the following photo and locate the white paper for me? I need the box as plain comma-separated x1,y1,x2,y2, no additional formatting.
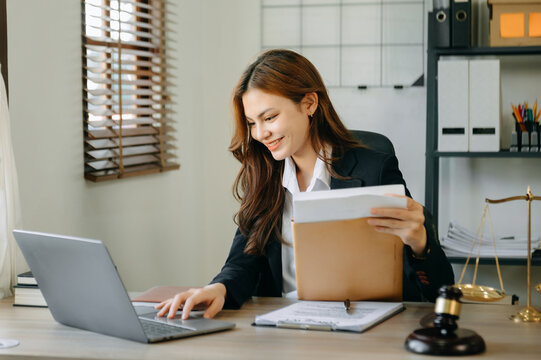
255,301,403,332
441,221,540,258
293,184,406,223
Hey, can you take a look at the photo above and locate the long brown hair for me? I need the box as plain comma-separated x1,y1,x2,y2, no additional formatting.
230,49,359,255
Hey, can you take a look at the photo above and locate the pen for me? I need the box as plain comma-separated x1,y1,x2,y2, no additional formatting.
344,299,351,312
276,322,333,331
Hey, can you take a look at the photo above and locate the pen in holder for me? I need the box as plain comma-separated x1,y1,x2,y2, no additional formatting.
512,118,540,152
511,102,541,152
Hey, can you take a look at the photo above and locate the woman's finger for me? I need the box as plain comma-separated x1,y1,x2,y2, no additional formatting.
154,298,171,310
167,292,190,319
203,296,225,319
156,302,171,317
181,292,206,320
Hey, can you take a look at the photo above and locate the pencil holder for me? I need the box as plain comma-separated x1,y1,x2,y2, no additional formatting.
530,123,541,152
513,121,540,152
515,122,524,151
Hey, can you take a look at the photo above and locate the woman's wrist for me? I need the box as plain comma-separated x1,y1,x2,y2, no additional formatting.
207,283,227,298
411,243,430,260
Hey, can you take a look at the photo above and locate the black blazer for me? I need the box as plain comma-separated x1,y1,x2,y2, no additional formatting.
211,147,455,308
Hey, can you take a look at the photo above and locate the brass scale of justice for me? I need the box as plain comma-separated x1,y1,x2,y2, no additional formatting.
454,186,541,322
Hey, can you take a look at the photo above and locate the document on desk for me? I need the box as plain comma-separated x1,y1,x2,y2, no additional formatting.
293,184,406,223
254,301,404,333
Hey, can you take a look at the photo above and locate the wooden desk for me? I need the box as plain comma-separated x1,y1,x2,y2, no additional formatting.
0,297,539,359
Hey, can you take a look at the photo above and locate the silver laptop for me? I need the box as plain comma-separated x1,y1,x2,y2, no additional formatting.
13,230,235,343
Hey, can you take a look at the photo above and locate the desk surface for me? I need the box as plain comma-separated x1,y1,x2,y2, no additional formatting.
0,297,539,359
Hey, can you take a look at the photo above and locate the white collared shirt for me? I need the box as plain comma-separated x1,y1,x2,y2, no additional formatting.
281,155,331,297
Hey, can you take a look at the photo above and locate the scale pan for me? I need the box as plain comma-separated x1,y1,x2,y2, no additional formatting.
454,284,506,302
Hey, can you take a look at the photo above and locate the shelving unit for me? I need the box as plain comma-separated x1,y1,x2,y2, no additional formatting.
424,45,541,225
447,250,541,266
425,45,541,267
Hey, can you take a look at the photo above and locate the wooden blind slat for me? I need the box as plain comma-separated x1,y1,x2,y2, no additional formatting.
87,154,161,171
86,98,157,106
84,56,169,69
84,66,164,78
85,3,162,22
85,108,174,118
85,162,179,182
87,144,160,160
85,88,171,97
122,154,159,166
86,117,173,127
87,149,177,162
84,75,154,86
87,127,159,139
86,98,173,107
84,13,155,31
86,135,160,150
84,36,159,49
85,24,161,41
84,43,156,58
84,75,172,87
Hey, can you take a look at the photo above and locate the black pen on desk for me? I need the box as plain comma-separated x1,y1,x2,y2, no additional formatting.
344,299,351,312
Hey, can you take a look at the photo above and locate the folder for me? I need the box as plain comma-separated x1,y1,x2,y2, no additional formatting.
438,59,469,151
432,0,451,48
469,59,500,152
292,217,403,302
451,0,471,48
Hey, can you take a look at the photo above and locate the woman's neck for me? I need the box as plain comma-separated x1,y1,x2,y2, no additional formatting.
292,148,318,192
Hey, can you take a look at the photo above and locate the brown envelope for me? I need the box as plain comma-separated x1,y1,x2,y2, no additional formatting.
292,217,403,302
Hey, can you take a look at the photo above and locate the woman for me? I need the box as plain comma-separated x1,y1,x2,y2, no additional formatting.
157,49,454,320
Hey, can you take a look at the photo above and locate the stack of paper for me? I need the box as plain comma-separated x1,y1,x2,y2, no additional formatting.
254,301,404,333
293,184,406,223
441,221,540,258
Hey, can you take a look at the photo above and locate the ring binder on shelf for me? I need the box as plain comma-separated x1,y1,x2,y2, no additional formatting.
451,0,471,47
432,0,451,48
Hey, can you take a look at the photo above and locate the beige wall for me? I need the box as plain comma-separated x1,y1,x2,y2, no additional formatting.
7,0,259,291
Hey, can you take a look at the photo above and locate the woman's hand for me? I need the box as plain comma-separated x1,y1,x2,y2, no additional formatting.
155,283,226,320
367,194,427,257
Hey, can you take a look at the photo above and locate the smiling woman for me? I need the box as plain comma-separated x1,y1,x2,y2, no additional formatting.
229,50,360,257
154,49,454,321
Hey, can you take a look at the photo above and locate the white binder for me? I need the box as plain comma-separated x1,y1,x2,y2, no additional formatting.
438,59,469,151
469,59,500,151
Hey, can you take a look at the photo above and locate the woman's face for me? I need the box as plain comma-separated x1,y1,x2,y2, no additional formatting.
242,88,315,161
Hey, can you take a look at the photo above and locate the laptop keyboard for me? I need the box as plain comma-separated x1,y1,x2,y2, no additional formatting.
140,319,192,338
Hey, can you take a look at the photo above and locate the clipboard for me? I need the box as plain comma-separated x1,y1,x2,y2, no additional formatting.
292,217,403,301
254,300,405,333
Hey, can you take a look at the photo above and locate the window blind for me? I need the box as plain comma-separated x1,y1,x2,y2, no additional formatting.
82,0,179,181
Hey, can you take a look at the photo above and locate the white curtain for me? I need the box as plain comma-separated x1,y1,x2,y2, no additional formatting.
0,64,22,299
